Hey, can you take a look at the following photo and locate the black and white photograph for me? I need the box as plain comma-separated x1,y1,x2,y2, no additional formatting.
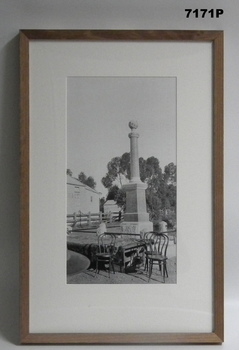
66,77,177,284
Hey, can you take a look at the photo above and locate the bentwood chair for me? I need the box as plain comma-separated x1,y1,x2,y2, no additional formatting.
147,233,169,283
143,231,157,272
95,233,116,278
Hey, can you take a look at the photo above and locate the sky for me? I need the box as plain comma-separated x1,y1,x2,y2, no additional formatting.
67,77,176,197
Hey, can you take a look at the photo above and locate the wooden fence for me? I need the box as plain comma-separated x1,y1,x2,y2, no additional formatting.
67,211,123,229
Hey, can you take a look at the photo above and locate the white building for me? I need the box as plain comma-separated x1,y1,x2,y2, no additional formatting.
67,175,101,215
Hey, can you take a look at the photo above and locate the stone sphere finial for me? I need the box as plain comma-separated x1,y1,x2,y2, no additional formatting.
129,120,138,130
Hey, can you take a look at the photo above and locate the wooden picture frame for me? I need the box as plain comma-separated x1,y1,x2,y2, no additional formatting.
20,30,223,345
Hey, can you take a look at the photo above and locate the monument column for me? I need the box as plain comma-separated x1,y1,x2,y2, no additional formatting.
120,121,153,235
128,121,140,182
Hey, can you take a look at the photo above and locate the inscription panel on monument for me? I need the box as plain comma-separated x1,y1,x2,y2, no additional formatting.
121,224,137,234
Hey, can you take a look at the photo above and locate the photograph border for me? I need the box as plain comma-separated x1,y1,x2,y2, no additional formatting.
20,30,223,345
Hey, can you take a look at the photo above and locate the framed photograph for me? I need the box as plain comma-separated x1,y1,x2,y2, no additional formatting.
20,30,223,344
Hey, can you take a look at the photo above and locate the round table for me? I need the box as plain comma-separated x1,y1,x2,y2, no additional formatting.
67,249,90,275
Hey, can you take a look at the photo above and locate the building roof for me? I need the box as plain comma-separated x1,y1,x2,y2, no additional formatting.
104,200,118,206
67,175,101,195
67,175,85,186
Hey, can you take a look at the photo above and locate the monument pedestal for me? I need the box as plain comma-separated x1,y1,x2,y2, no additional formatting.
120,182,153,236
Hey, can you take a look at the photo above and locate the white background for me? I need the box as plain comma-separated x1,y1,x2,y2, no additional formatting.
0,0,238,349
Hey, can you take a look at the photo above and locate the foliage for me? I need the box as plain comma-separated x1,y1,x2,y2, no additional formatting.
106,185,120,200
78,171,96,189
101,152,130,188
114,188,126,211
66,168,73,176
164,162,176,184
139,156,162,182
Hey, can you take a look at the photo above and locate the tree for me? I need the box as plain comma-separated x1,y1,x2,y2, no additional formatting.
139,156,162,182
165,183,176,208
78,171,87,183
85,176,96,189
101,152,130,188
139,156,164,220
114,188,126,211
66,168,73,176
78,171,96,189
164,162,176,185
106,185,120,200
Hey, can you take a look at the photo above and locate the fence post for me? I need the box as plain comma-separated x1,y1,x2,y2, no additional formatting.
88,212,91,226
72,212,77,228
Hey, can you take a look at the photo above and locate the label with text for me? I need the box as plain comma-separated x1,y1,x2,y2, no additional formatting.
185,9,224,18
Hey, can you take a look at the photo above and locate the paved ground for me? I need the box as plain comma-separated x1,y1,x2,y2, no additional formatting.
67,224,177,284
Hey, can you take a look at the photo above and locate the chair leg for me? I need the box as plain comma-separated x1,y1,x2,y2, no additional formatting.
161,261,168,283
95,259,98,277
158,261,164,282
148,260,153,282
158,261,161,273
144,256,148,271
111,259,115,274
164,262,168,278
108,258,115,278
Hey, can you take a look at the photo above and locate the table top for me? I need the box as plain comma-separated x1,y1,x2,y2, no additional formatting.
67,249,90,275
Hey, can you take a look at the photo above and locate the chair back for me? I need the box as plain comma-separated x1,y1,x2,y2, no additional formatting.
142,231,154,240
141,231,154,251
98,233,116,254
149,233,169,257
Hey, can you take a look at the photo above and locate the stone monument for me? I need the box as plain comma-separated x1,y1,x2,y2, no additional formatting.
120,121,153,235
